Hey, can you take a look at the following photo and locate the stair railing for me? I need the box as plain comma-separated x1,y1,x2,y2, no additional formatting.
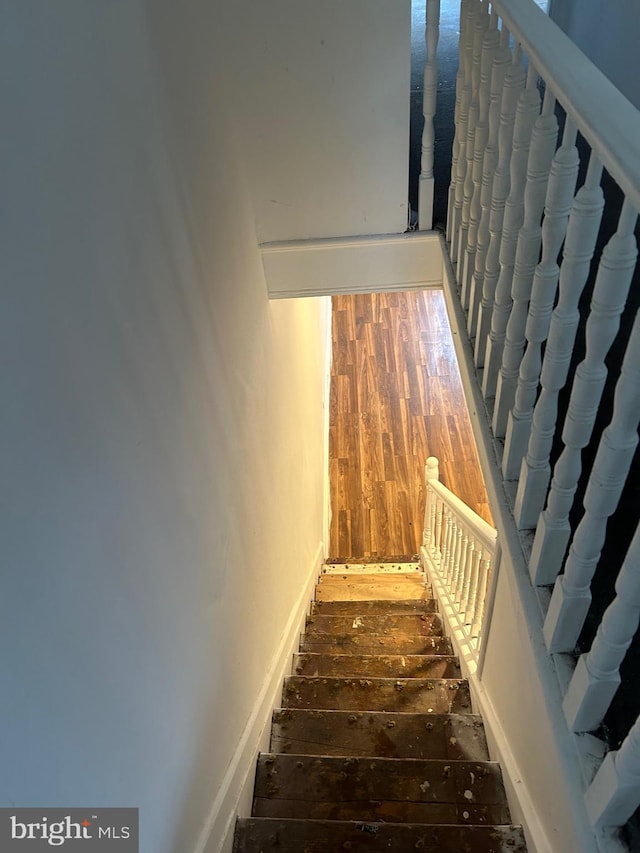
421,456,498,661
441,0,640,834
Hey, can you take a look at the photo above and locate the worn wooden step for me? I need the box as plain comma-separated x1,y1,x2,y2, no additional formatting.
316,578,431,602
282,676,472,713
234,817,528,852
270,709,489,760
318,572,425,583
253,754,511,824
305,613,443,640
300,633,453,655
311,597,436,615
293,652,461,678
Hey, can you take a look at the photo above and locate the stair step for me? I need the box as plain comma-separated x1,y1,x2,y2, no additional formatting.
300,633,453,655
293,652,461,678
270,709,489,760
305,613,443,639
282,676,472,713
253,754,511,824
316,578,430,602
234,817,528,852
322,561,421,574
311,597,435,615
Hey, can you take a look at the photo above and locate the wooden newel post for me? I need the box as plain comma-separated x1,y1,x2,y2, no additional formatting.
419,0,440,230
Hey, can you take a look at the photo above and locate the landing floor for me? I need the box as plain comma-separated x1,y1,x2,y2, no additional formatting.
328,288,491,558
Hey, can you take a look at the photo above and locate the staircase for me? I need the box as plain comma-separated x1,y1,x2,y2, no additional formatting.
234,565,527,851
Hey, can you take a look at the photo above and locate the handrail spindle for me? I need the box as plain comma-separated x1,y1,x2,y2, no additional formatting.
502,115,579,478
533,200,639,608
419,0,441,230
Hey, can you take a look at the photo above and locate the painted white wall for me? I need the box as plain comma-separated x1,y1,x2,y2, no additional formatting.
236,0,412,243
0,3,330,853
549,0,640,110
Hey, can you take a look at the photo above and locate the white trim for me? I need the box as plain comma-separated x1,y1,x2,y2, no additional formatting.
194,542,324,853
261,232,443,299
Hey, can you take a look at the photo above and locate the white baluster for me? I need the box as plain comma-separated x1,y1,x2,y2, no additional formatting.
461,11,500,310
535,199,639,604
419,0,441,230
502,116,579,478
423,456,440,552
464,544,481,625
517,153,605,543
471,554,491,637
461,538,478,619
475,40,525,367
586,715,640,828
442,506,455,582
450,524,465,597
456,0,488,286
483,63,540,400
493,86,558,439
468,23,512,342
435,495,444,557
451,0,479,266
446,1,469,243
563,519,640,733
454,530,470,612
544,258,640,654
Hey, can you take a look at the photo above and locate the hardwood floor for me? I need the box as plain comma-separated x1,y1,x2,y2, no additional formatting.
328,288,492,559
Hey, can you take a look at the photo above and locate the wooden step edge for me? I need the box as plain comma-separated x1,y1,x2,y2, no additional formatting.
234,817,528,852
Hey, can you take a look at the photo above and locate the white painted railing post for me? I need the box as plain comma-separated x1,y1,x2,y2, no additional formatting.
493,85,558,440
468,23,512,343
457,0,488,286
543,228,640,654
502,115,579,479
482,63,540,399
451,0,477,265
563,518,640,733
461,10,500,311
446,1,468,243
419,0,441,230
423,456,440,553
534,200,639,608
474,40,525,367
515,153,604,540
586,715,640,829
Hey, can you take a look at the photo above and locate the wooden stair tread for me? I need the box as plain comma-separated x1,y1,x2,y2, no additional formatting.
271,709,489,760
282,676,471,713
293,652,461,678
234,817,528,852
233,571,526,851
253,754,510,823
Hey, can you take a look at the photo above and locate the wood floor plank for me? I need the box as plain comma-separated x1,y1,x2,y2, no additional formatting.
329,290,492,558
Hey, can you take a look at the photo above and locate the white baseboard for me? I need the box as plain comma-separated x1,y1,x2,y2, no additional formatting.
194,542,325,853
261,232,443,298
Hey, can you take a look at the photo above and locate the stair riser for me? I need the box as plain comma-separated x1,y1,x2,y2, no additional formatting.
282,677,472,714
311,598,436,616
315,583,431,602
299,635,453,655
293,652,461,678
271,710,489,760
306,613,443,636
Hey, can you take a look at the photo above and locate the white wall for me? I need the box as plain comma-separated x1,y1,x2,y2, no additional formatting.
236,0,412,243
0,3,329,853
549,0,640,110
